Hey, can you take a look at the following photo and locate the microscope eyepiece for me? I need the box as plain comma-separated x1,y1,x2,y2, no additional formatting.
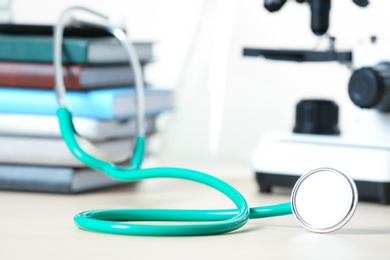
353,0,369,8
310,0,331,36
263,0,331,36
264,0,287,12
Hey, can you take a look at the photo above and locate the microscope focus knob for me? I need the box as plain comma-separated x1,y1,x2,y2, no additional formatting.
348,62,390,112
293,99,340,135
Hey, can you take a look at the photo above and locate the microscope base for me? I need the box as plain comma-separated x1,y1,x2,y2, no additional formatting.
255,172,390,204
252,133,390,204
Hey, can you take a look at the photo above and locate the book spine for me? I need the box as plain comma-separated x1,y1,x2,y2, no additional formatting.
0,35,153,64
0,114,157,140
0,87,173,120
0,35,89,64
0,87,115,119
0,136,134,167
0,165,74,193
0,62,83,89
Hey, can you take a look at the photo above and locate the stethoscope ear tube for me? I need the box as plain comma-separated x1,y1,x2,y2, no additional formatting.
53,6,109,108
56,107,144,170
53,6,145,137
54,6,146,169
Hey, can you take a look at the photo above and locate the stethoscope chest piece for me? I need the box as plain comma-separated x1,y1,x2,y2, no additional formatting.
291,167,358,233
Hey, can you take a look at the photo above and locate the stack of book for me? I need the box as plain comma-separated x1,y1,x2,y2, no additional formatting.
0,24,174,193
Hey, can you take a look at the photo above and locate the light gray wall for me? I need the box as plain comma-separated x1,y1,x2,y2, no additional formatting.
11,0,390,174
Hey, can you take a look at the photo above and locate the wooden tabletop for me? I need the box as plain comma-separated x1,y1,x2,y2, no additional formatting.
1,164,390,260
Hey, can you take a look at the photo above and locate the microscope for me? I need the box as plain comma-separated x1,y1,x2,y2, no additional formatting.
245,0,390,204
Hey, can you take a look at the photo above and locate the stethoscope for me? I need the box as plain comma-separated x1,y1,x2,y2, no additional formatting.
54,6,358,236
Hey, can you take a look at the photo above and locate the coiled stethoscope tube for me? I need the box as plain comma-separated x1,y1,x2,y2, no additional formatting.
54,6,358,236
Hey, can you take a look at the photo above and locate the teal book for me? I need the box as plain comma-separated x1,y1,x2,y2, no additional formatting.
0,34,154,64
0,87,174,120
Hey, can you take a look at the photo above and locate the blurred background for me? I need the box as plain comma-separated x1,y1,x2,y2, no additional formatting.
4,0,390,176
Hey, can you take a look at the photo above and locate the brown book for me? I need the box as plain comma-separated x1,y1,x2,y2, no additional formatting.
0,61,140,90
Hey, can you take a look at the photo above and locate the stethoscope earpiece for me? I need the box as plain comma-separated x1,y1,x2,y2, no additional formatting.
291,168,358,233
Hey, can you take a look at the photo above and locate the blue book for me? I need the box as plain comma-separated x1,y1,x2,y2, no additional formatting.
0,87,174,120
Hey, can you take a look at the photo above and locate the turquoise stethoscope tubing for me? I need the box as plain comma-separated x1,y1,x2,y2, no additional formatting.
54,6,357,236
57,107,292,236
